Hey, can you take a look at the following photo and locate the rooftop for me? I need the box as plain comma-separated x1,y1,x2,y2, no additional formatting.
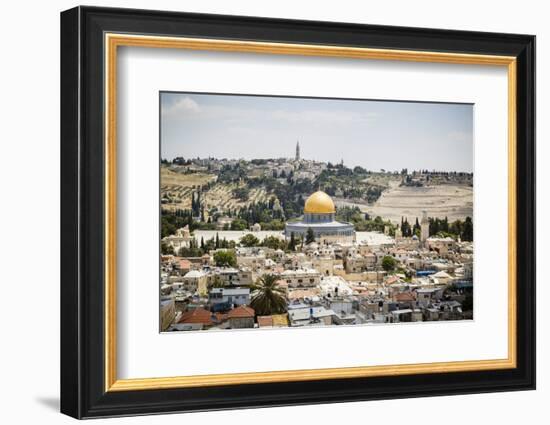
184,270,206,278
178,308,212,325
227,305,255,318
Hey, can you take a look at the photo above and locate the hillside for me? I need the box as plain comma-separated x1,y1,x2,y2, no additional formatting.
366,185,473,224
160,161,473,225
161,167,270,213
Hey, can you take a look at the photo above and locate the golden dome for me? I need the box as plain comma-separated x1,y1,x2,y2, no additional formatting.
304,191,335,214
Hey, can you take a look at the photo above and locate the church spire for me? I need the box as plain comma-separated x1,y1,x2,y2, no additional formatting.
295,140,300,161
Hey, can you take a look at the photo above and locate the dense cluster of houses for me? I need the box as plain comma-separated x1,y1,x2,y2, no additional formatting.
160,230,473,332
172,150,326,186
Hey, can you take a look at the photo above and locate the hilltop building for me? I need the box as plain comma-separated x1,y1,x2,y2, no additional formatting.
162,225,191,252
285,191,355,244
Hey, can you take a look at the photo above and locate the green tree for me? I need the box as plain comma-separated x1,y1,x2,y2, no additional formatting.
288,232,297,251
442,216,449,233
230,218,247,230
213,250,237,267
204,237,216,251
429,217,440,236
261,235,286,250
161,208,193,237
178,246,203,257
250,274,287,316
461,216,473,241
401,218,412,237
240,233,260,247
413,217,421,234
160,241,174,255
260,219,285,230
381,255,397,272
305,227,315,244
232,187,250,201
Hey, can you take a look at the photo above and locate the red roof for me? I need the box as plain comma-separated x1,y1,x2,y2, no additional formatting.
178,307,213,325
227,305,255,318
395,292,416,302
174,257,192,270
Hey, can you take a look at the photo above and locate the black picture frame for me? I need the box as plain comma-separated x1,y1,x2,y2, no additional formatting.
61,5,536,419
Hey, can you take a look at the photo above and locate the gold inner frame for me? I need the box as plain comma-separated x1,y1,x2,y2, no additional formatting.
104,33,517,392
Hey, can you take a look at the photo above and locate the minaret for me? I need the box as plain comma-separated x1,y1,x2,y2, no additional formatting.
295,141,300,161
420,210,430,244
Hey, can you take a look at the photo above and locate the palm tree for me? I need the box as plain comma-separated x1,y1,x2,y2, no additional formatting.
249,274,287,316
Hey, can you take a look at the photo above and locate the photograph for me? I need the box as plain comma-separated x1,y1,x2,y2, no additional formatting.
56,4,536,419
159,92,474,332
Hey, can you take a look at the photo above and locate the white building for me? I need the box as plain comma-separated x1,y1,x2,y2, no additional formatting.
162,225,191,252
209,287,250,306
280,268,321,287
429,270,453,285
287,305,336,326
171,270,208,295
318,275,353,297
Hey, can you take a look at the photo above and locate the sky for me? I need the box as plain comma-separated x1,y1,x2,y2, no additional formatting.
160,92,473,172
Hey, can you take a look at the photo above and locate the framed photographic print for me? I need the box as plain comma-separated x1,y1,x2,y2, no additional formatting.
60,6,536,419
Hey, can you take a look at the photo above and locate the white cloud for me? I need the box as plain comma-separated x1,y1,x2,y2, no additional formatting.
163,96,201,116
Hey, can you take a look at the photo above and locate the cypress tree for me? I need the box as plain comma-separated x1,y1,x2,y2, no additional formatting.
305,227,315,245
461,217,473,241
289,232,296,251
